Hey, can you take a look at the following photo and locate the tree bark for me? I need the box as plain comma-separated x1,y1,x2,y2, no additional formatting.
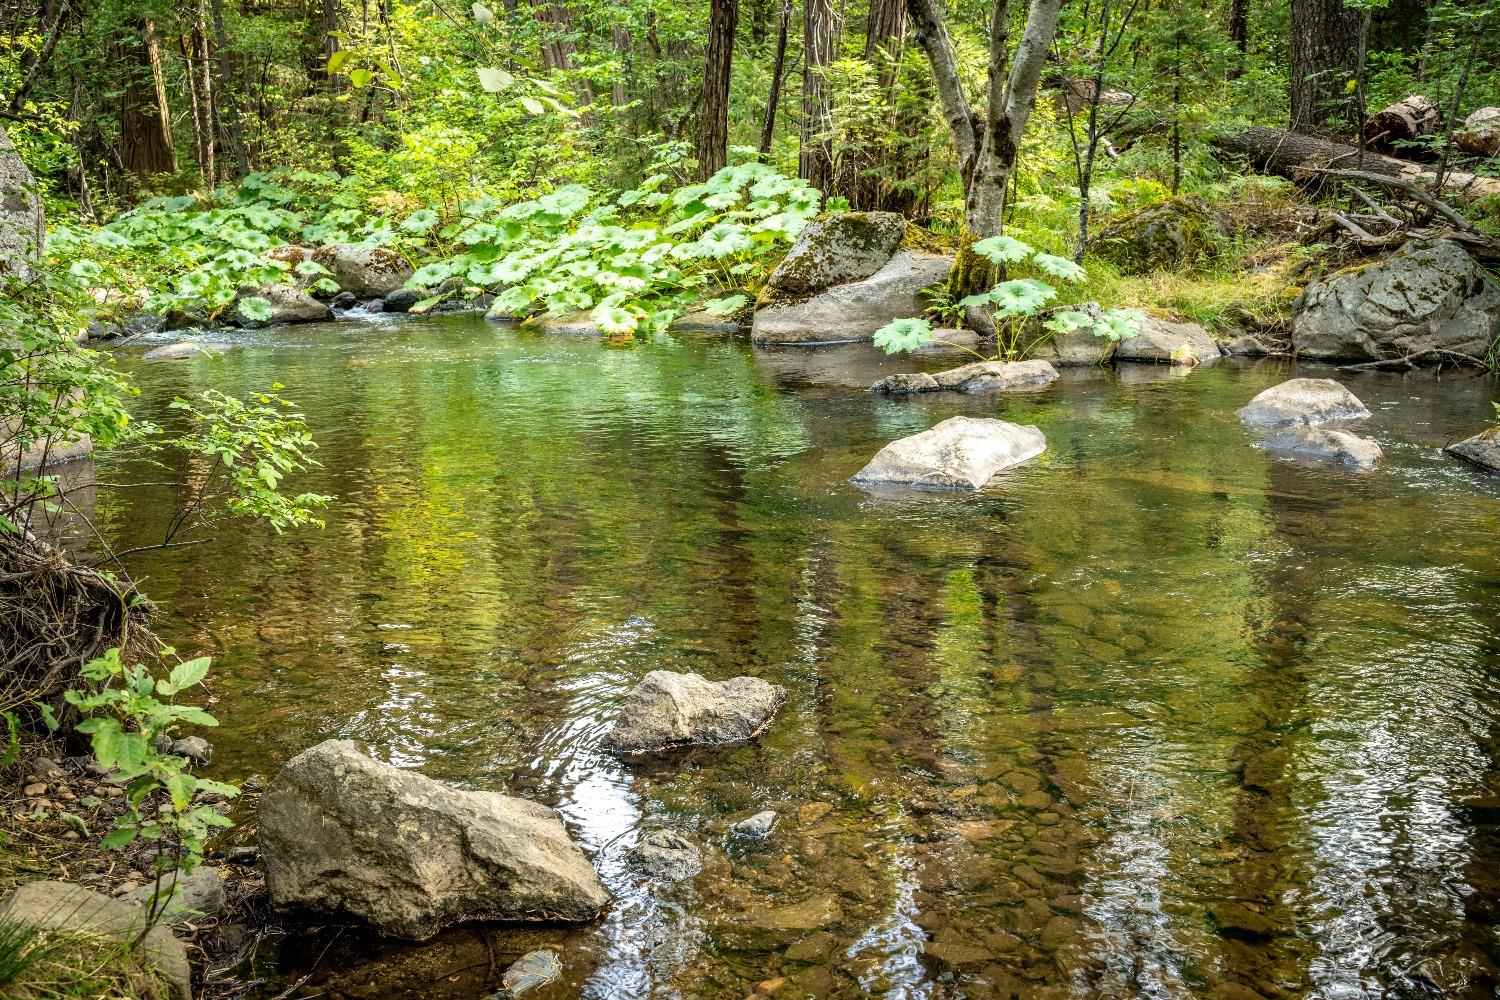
696,0,739,178
611,25,631,107
865,0,907,62
1228,0,1247,53
210,0,249,176
1362,94,1437,153
800,0,836,191
118,21,177,178
1289,0,1364,135
758,0,792,155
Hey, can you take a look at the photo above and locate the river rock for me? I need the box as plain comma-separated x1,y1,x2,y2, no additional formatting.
751,251,954,344
628,829,702,880
730,810,778,840
311,244,414,298
870,360,1057,394
143,341,231,360
232,283,332,327
384,288,422,312
601,671,786,753
869,372,942,393
499,949,562,996
1025,302,1118,365
1094,196,1226,274
122,865,227,924
0,126,44,279
330,290,358,309
1445,425,1500,471
257,739,609,941
1237,378,1371,426
1112,316,1220,365
1291,239,1500,362
516,310,600,335
763,211,908,296
851,416,1047,490
170,736,213,764
1456,107,1500,157
1,881,191,1000
1256,427,1383,469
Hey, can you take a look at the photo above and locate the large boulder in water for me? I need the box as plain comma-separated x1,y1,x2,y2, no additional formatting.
257,740,609,941
311,244,415,298
1237,378,1371,426
762,212,908,296
0,126,44,279
1112,316,1220,365
1093,196,1226,274
232,283,333,327
1445,426,1500,472
752,251,953,344
1291,240,1500,362
602,671,786,754
1256,427,1383,469
852,416,1047,490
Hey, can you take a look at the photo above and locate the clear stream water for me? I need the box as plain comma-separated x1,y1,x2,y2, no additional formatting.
90,314,1499,999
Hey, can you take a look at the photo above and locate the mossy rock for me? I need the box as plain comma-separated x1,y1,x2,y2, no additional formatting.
1093,196,1227,275
760,212,908,305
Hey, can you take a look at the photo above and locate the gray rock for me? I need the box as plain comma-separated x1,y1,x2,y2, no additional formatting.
384,288,421,312
869,372,941,393
1291,240,1500,362
122,865,227,925
257,740,609,941
1257,427,1383,469
764,212,908,296
311,244,414,298
751,251,954,344
0,881,191,1000
1223,333,1274,356
669,309,740,335
516,310,600,335
627,829,702,880
143,341,230,360
730,810,778,840
0,126,44,280
233,283,332,326
498,949,562,997
330,291,358,309
601,671,786,754
1445,425,1500,471
1025,302,1117,365
1237,378,1371,426
932,358,1059,393
1094,195,1226,274
170,736,212,765
851,416,1047,490
1112,316,1220,365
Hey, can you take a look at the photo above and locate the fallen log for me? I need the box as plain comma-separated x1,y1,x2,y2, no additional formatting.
1211,125,1500,200
1456,107,1500,158
1362,95,1438,153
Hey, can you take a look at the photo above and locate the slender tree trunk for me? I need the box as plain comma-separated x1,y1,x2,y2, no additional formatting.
194,11,216,183
118,21,177,178
1289,0,1364,135
696,0,739,178
1228,0,1247,53
758,0,792,155
800,0,836,191
322,0,340,58
864,0,906,62
611,25,631,107
210,0,249,176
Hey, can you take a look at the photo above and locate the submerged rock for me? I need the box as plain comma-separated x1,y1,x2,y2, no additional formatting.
169,736,212,764
601,671,786,754
751,251,954,344
1291,239,1500,362
869,371,942,393
851,416,1047,490
499,949,562,997
714,893,843,950
628,829,702,880
384,288,422,312
1,881,191,1000
870,359,1058,394
312,244,414,299
1257,427,1383,468
730,810,778,841
258,739,609,941
143,341,231,360
1237,378,1371,426
1444,425,1500,472
1112,316,1220,365
122,865,227,925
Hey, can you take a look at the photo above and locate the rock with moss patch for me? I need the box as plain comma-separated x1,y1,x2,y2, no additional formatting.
1445,425,1500,472
1456,107,1500,158
762,212,908,299
311,244,414,298
1094,196,1226,274
1292,239,1500,362
752,251,953,344
232,283,333,327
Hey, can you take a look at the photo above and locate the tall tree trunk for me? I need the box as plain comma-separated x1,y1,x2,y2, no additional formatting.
800,0,835,191
758,0,792,156
611,25,631,107
210,0,249,176
864,0,906,62
1289,0,1363,135
529,1,596,110
193,11,216,183
1228,0,1247,54
696,0,739,178
322,0,340,59
844,0,909,209
118,21,177,178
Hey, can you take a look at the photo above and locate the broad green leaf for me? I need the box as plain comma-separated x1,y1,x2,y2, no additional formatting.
100,827,138,850
349,68,374,89
472,1,495,22
591,304,637,335
971,235,1034,265
519,96,546,116
477,67,513,92
703,294,747,316
1032,253,1087,282
989,279,1055,316
237,296,273,322
872,317,933,354
158,656,211,697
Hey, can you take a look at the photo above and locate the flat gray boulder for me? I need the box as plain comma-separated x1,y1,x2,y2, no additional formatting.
312,243,414,298
764,212,907,296
1112,316,1219,365
1238,378,1371,426
752,251,953,344
232,283,332,327
852,416,1047,490
1,880,191,1000
870,359,1057,394
1291,239,1500,361
1445,425,1500,471
1257,427,1383,468
602,671,786,753
143,341,231,360
258,740,609,941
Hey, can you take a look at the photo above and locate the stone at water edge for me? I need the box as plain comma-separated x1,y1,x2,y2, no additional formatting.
1237,378,1371,426
870,360,1058,394
1111,316,1220,365
601,670,786,754
762,211,908,297
497,949,563,997
143,342,233,360
1444,425,1500,472
257,739,609,941
851,416,1047,491
1257,427,1383,469
628,829,703,881
121,866,228,925
311,244,414,299
231,283,332,327
730,810,778,841
869,372,942,393
751,250,954,344
0,881,192,1000
1026,302,1118,366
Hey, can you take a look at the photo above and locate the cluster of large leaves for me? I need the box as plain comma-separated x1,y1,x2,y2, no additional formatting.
407,162,823,336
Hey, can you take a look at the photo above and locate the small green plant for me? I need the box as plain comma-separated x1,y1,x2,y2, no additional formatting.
873,235,1139,360
64,649,238,926
0,917,62,989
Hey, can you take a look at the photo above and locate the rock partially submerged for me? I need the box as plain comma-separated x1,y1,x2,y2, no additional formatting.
1025,302,1117,365
602,671,786,754
752,251,953,344
1112,316,1220,365
232,283,332,327
851,416,1047,490
1445,425,1500,472
870,359,1058,395
628,829,703,880
1257,427,1383,468
500,949,562,997
1237,378,1371,426
143,341,231,360
730,810,778,841
1291,239,1500,362
0,880,191,1000
258,740,608,941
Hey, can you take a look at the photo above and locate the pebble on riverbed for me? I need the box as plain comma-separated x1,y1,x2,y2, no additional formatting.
730,810,778,841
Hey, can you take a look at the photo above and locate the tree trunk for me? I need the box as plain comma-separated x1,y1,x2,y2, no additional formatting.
758,0,792,155
696,0,739,179
864,0,906,62
118,21,177,178
611,25,631,107
800,0,835,191
1228,0,1247,54
1289,0,1364,135
210,0,249,177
